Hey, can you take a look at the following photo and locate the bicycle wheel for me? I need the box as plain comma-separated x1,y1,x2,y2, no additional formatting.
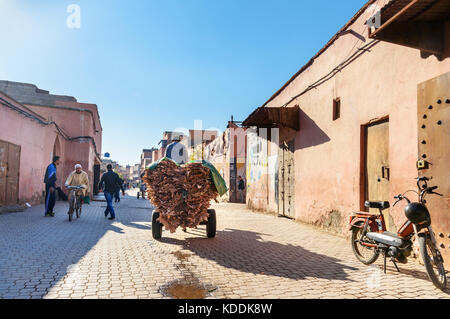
69,195,75,222
351,223,379,265
418,233,447,290
76,197,81,218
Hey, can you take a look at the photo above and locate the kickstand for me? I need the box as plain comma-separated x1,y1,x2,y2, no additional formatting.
383,253,387,274
391,258,400,273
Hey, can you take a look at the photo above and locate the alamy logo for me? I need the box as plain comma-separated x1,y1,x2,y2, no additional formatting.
65,264,85,286
67,4,81,29
366,4,381,29
366,265,382,289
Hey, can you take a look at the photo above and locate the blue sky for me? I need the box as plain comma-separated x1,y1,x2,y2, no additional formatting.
0,0,367,166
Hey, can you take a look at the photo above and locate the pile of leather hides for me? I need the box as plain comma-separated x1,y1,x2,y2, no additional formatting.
142,158,219,233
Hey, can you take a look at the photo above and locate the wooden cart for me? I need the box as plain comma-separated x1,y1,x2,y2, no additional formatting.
151,209,216,239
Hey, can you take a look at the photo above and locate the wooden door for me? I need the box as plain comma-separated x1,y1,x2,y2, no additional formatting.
6,143,20,205
0,140,20,206
417,72,450,268
365,120,391,229
0,141,7,205
278,140,295,218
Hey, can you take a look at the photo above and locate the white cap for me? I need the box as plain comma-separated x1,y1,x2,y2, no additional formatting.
75,164,82,169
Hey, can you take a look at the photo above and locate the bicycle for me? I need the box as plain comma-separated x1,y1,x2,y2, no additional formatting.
66,185,85,222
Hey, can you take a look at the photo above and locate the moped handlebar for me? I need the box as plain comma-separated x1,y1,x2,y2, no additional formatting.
395,177,441,205
393,194,408,207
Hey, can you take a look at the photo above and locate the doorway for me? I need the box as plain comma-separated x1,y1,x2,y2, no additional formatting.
363,119,392,229
278,139,295,218
0,140,21,206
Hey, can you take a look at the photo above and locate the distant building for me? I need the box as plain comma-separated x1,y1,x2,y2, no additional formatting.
141,148,157,172
203,121,247,202
188,129,219,161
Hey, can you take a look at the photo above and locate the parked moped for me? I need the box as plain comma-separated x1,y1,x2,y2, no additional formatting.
349,176,447,290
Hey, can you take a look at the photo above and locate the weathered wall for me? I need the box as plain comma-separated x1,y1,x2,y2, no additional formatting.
26,103,102,195
0,84,102,207
246,128,278,213
0,93,58,204
251,3,450,235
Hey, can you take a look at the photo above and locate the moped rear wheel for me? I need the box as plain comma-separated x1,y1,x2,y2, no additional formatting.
152,211,163,239
418,233,447,290
351,224,379,265
206,209,216,238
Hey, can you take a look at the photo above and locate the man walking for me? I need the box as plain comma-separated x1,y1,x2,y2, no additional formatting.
238,176,245,203
44,156,60,216
98,164,124,220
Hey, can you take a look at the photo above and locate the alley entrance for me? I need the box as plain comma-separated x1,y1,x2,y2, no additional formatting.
278,140,295,218
0,140,20,206
364,119,392,230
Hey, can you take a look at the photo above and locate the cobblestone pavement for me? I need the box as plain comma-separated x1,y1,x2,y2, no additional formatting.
0,190,449,299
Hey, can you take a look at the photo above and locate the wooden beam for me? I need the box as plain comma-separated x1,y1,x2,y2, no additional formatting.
370,0,420,38
371,20,444,55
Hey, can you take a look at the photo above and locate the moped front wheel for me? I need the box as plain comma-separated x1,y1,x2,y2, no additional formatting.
351,224,379,265
418,233,447,290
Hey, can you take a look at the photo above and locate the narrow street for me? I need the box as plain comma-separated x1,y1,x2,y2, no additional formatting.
0,191,448,299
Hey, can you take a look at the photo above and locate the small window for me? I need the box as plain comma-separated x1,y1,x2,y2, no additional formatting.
333,98,341,121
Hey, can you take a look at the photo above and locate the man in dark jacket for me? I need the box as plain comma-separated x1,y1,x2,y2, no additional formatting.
98,164,124,220
44,156,61,217
114,177,124,203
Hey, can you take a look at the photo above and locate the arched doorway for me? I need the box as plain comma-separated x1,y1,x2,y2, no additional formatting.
53,136,61,159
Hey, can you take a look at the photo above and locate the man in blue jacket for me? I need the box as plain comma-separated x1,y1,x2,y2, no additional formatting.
44,156,61,217
98,164,125,220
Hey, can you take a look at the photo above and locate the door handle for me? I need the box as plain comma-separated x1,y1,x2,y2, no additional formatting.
382,166,390,181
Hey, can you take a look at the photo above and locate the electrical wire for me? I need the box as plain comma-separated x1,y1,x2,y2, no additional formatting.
281,38,379,108
277,0,384,108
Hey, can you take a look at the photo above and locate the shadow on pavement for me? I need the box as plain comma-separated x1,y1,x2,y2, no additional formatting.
160,228,358,282
384,266,450,295
0,194,149,299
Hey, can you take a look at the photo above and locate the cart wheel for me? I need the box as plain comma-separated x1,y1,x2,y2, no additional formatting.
206,209,216,238
152,211,163,239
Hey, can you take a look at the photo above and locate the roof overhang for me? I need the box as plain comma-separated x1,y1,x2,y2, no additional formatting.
368,0,450,58
242,105,300,131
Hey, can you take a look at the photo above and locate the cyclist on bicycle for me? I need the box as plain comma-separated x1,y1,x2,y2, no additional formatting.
65,164,90,215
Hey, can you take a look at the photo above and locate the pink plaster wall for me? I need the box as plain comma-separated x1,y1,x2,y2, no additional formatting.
25,101,102,194
251,4,450,234
0,93,57,204
0,93,102,206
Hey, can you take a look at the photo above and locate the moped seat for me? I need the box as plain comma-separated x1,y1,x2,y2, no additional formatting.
364,201,390,210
